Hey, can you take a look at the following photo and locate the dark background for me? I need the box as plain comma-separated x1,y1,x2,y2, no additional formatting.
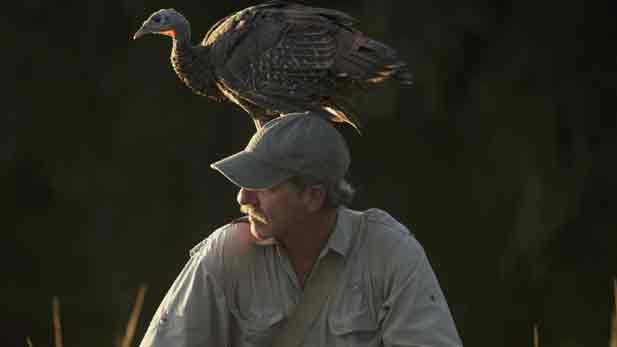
2,0,616,346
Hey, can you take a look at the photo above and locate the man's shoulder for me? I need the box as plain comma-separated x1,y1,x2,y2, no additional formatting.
349,207,424,257
347,208,428,284
353,208,414,239
189,218,249,257
188,218,261,275
361,208,411,234
189,220,239,258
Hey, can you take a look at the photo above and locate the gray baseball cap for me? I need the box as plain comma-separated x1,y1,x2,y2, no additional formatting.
211,113,350,189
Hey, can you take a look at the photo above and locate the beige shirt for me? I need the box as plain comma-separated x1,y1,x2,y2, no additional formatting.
140,208,462,346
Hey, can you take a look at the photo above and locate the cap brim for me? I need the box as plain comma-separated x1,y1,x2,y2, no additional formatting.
210,151,294,189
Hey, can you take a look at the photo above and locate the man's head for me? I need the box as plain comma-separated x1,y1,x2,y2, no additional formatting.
211,113,354,241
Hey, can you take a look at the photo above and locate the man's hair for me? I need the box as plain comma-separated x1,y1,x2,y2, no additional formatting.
289,175,355,209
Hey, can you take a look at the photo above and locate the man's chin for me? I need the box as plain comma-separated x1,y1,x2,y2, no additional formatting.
250,224,276,245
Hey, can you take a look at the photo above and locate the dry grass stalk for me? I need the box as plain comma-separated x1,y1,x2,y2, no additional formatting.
119,284,148,347
25,336,34,347
533,323,539,347
52,296,63,347
610,278,616,347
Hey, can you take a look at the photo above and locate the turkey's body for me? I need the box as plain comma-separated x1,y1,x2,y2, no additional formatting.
140,1,412,129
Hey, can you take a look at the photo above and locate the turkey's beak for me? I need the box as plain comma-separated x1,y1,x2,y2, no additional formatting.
133,26,150,40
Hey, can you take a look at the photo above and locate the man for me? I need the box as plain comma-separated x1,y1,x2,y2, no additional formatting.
140,113,463,346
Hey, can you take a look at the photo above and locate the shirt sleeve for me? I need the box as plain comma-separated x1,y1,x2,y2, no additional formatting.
380,237,463,347
139,249,230,347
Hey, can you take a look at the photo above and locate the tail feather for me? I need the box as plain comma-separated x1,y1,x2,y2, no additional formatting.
323,99,362,134
335,31,413,86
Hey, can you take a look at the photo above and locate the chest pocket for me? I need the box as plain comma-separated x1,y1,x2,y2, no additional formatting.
328,282,380,347
232,308,284,346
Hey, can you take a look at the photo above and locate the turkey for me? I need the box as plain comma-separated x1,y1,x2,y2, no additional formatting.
134,1,412,130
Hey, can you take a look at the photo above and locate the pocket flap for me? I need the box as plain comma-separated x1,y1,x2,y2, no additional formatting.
329,308,378,335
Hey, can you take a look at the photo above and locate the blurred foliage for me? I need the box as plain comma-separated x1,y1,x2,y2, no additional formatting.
2,0,616,346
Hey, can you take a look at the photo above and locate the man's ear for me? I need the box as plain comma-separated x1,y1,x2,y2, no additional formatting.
303,185,327,212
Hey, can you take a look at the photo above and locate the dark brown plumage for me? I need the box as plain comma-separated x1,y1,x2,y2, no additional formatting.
134,1,412,130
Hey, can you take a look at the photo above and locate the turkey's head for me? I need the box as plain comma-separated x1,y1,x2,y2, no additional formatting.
134,9,190,40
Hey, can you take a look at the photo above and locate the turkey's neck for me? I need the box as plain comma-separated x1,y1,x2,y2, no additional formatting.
172,38,214,96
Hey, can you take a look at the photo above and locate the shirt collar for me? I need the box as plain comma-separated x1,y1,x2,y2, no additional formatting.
263,207,355,257
321,207,354,257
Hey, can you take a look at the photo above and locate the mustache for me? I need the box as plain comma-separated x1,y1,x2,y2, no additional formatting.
240,205,269,225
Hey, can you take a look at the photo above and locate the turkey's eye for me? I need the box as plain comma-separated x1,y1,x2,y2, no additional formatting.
153,15,161,23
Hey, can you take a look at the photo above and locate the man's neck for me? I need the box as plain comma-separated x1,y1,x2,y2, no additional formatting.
278,208,338,286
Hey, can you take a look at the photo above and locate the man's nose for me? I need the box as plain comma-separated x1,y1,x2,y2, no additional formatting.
237,187,257,206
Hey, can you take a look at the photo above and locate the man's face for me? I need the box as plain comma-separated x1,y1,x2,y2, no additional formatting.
237,181,309,242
